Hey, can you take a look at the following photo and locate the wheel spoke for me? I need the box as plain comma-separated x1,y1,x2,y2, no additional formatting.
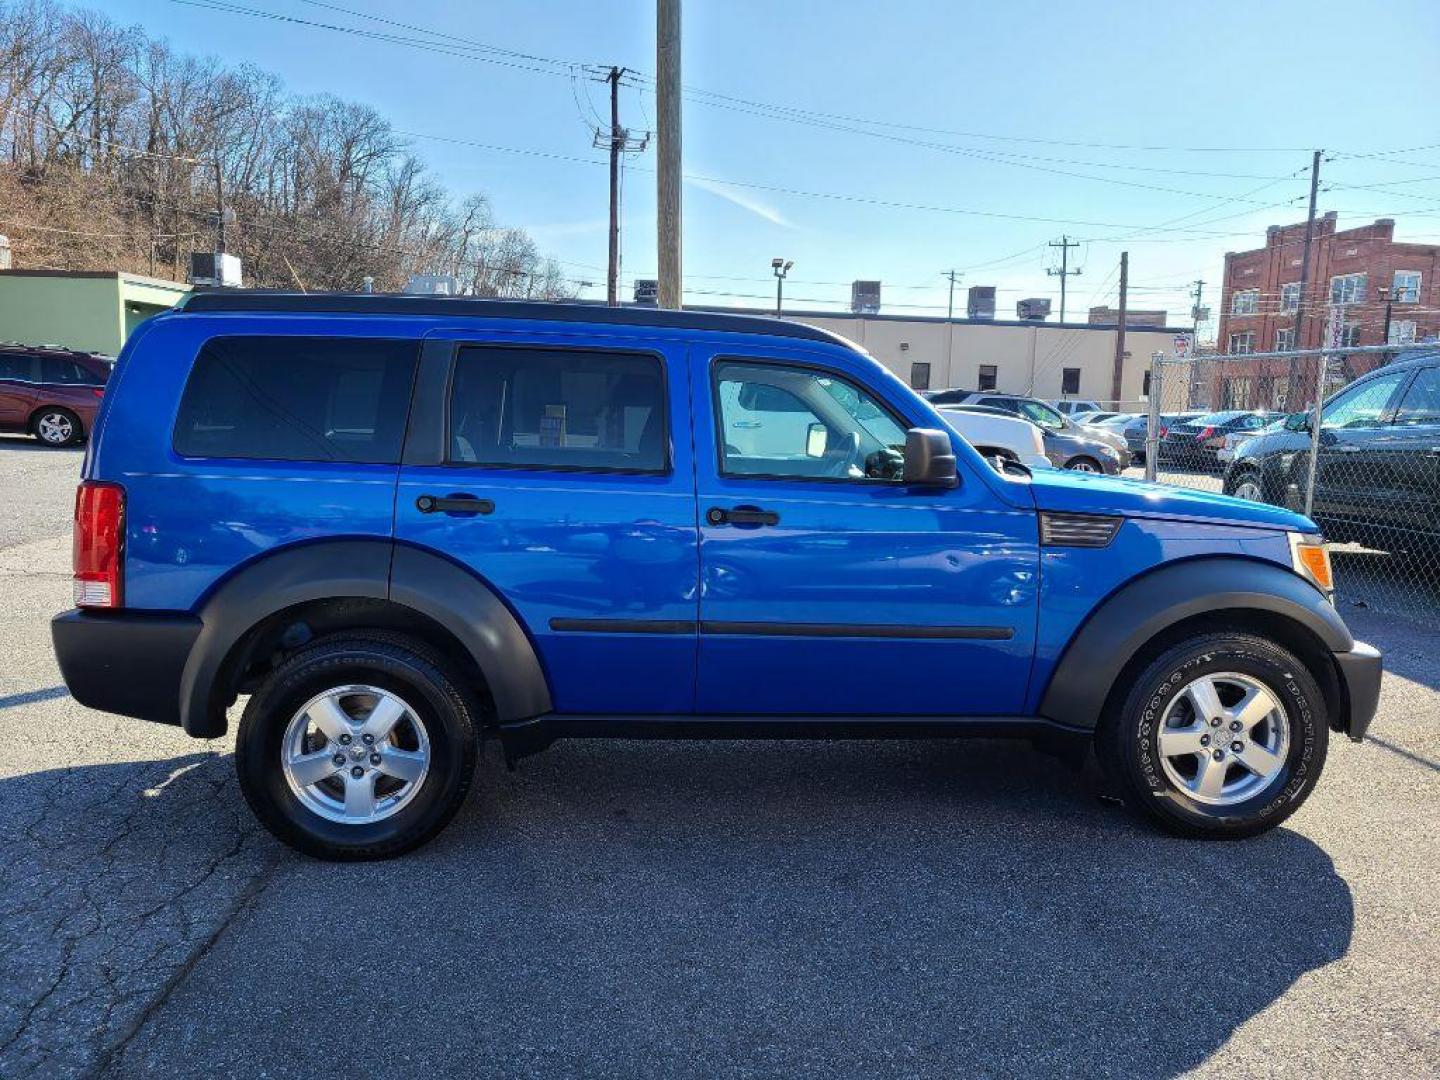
306,696,353,742
375,747,426,783
1183,677,1224,723
288,749,340,787
343,772,376,818
1235,741,1285,779
1191,754,1229,798
1231,687,1277,732
1158,723,1209,756
360,695,407,742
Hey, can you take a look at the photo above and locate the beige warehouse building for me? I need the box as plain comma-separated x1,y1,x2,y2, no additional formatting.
770,310,1180,410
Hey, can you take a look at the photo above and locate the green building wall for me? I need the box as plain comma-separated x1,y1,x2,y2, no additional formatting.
0,271,189,355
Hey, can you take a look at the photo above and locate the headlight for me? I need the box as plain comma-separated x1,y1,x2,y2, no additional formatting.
1289,532,1334,596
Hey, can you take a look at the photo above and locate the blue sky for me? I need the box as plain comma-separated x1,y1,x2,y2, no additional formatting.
108,1,1440,333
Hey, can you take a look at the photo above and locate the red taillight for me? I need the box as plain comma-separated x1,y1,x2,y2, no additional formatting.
1198,426,1215,440
91,387,105,398
73,481,124,608
1159,425,1169,438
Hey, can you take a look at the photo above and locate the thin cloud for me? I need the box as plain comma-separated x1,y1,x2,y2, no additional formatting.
688,176,792,227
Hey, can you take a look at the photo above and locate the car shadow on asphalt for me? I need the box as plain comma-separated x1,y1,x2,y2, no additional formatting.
93,737,1356,1078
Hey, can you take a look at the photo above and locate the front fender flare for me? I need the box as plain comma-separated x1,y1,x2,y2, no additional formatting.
1037,557,1351,731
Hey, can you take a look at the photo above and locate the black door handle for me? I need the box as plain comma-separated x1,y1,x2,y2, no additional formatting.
706,505,780,527
416,494,494,515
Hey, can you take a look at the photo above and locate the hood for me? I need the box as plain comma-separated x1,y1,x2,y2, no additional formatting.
1026,468,1313,532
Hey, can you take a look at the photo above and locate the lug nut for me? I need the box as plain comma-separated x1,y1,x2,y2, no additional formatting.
1229,720,1243,732
339,733,353,745
350,766,364,779
1209,717,1222,727
332,754,346,766
1212,749,1225,762
1200,734,1211,747
370,753,382,766
362,733,375,745
1231,741,1244,753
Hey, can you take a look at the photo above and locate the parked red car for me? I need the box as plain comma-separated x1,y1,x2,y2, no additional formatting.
0,344,112,447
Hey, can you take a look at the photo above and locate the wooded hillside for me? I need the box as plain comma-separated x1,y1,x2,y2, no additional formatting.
0,0,574,296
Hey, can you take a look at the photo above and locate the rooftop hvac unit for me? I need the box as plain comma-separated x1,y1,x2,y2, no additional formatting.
1016,297,1052,321
404,273,460,295
966,285,996,320
851,280,881,314
189,251,242,288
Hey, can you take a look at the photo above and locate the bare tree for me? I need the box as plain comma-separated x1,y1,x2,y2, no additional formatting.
0,0,577,297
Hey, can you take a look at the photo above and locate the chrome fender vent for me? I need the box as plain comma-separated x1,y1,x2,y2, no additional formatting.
1039,512,1122,548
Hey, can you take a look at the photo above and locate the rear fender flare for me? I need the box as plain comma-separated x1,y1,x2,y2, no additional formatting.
179,539,552,736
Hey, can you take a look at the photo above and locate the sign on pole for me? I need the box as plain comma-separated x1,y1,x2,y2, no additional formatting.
1172,333,1192,359
1326,305,1345,350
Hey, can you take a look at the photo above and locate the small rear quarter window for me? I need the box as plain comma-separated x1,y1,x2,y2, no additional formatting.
173,336,417,463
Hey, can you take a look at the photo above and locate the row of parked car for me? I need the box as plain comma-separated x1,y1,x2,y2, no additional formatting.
924,390,1131,474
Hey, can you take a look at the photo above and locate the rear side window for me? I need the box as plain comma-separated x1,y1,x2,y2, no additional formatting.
40,356,99,384
448,347,668,473
173,336,417,463
0,353,35,381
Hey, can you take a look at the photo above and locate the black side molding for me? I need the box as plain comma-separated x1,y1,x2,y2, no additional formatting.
550,618,696,634
700,621,1014,640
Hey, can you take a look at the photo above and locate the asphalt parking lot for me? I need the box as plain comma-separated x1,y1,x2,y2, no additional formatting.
2,438,1437,1078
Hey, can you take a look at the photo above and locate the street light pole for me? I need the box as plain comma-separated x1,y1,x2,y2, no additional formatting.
772,257,792,317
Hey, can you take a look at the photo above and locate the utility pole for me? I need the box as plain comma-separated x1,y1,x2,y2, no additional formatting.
1110,251,1128,407
593,68,649,306
1286,150,1322,402
656,0,682,309
1188,278,1205,409
1047,235,1081,322
606,67,625,306
943,269,961,388
213,158,226,254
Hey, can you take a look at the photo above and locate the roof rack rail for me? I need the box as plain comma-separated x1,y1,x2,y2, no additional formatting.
175,290,849,347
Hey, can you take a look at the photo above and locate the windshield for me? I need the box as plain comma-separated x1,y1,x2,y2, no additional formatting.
1014,399,1065,432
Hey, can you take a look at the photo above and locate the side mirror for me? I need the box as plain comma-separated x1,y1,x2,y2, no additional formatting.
1285,411,1311,433
902,428,959,487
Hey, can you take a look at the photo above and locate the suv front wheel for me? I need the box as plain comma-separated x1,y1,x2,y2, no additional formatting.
236,633,480,860
1097,632,1329,839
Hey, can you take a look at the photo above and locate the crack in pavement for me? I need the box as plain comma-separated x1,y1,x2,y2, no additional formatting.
0,752,283,1078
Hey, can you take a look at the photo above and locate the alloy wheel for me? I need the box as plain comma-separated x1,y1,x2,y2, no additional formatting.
1233,477,1264,502
281,685,431,824
36,412,74,445
1156,672,1290,806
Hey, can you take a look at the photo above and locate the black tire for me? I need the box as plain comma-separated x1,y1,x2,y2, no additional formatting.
1096,632,1329,839
236,632,480,860
1223,467,1267,503
1065,455,1102,473
32,406,83,447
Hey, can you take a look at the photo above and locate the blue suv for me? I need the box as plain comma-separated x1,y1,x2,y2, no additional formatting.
52,293,1381,859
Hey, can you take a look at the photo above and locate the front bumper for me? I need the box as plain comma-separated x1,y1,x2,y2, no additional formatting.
1334,641,1383,742
51,609,200,727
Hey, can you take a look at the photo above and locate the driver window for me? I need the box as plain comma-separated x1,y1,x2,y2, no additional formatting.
714,360,908,482
1320,371,1406,430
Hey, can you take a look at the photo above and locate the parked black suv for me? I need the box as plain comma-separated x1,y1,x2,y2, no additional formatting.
1223,352,1440,549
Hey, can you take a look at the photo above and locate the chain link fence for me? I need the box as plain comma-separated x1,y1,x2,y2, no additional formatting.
1132,342,1440,616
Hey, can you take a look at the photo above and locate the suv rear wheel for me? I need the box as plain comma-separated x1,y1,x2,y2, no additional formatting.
33,407,82,447
236,632,480,860
1097,632,1329,839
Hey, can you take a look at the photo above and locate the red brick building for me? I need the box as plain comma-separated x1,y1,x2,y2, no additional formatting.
1210,214,1439,409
